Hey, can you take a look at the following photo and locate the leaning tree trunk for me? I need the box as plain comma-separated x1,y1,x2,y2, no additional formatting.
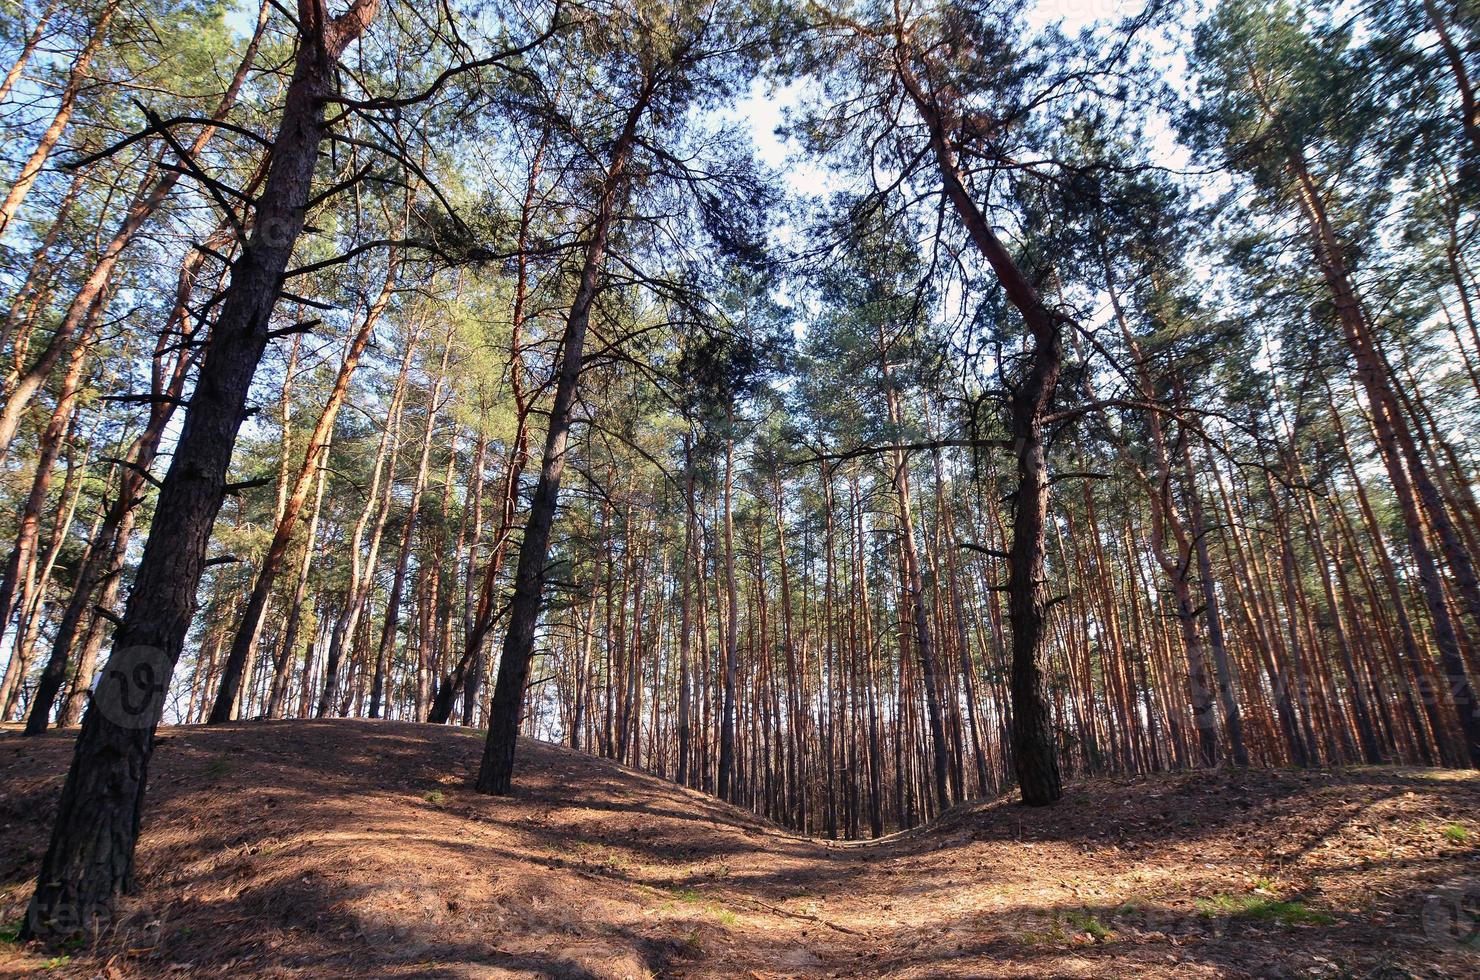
22,0,380,940
1290,155,1480,766
0,0,270,458
25,220,231,733
0,0,120,239
896,49,1063,804
0,0,60,105
0,313,99,717
209,250,398,723
476,82,652,795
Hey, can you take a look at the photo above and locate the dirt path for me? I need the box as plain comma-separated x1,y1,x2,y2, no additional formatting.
2,720,1477,978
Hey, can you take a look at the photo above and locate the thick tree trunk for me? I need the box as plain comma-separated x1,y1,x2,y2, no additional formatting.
896,49,1063,804
22,0,379,939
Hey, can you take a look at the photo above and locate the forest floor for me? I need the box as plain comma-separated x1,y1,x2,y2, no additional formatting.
1,720,1478,978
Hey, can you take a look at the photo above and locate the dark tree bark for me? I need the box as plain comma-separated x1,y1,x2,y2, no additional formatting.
22,0,380,939
894,45,1063,805
476,80,653,795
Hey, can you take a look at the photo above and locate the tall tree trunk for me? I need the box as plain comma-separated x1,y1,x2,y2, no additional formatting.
876,332,951,810
895,47,1062,804
13,418,91,726
317,325,417,718
0,313,100,716
676,430,696,786
434,127,551,725
1424,0,1480,159
210,251,400,722
717,415,741,803
474,79,654,795
26,220,231,733
1180,436,1248,765
1090,271,1223,766
370,327,452,718
266,425,332,719
1289,154,1480,765
22,0,381,938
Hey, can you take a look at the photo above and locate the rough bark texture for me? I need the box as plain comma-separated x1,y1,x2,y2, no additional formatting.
895,42,1063,805
476,84,652,795
23,0,379,939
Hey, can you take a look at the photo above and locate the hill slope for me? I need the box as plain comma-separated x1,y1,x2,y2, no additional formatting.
2,720,1478,978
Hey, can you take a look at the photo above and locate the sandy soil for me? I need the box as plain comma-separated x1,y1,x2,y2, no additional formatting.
1,719,1477,978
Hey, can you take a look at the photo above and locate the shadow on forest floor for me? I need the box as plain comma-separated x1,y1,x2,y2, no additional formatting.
1,719,1477,978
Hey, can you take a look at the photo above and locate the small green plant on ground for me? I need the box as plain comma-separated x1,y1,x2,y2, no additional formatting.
1020,920,1069,947
0,920,21,944
423,789,445,804
1194,893,1334,926
205,759,230,779
1065,909,1113,941
1441,823,1470,843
